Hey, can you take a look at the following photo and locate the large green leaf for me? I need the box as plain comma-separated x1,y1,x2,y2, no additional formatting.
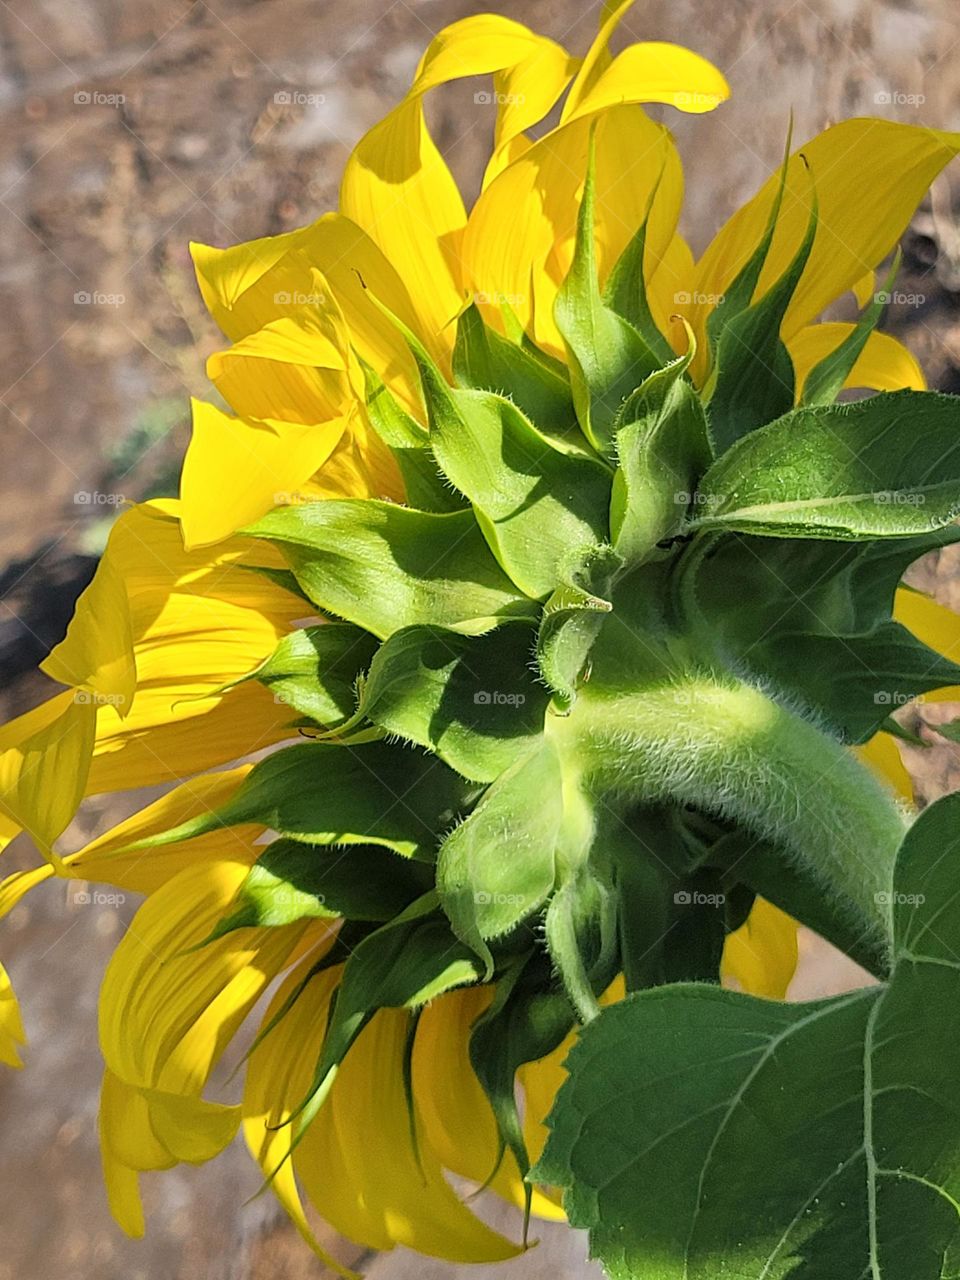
249,500,535,638
537,790,960,1279
694,390,960,539
351,622,550,783
132,740,477,860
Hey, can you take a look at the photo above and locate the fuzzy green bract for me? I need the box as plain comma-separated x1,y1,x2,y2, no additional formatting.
136,142,960,1268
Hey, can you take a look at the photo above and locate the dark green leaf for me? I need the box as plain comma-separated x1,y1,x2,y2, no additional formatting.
695,390,960,539
537,791,960,1280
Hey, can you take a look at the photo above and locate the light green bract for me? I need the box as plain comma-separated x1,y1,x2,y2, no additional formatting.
137,138,960,1268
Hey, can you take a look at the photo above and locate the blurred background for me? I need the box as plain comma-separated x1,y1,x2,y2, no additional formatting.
2,0,960,1275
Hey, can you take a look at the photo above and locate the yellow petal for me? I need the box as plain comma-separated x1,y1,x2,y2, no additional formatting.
693,120,960,345
342,16,575,354
243,951,360,1276
856,732,914,805
788,322,925,397
0,695,97,856
98,858,312,1097
39,548,136,715
721,898,799,998
193,213,422,411
67,765,257,893
180,399,349,549
895,586,960,665
414,985,563,1220
296,1008,521,1260
466,108,684,354
0,960,25,1068
36,500,305,794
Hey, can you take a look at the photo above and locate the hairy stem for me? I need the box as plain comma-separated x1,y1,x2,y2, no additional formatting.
553,673,909,956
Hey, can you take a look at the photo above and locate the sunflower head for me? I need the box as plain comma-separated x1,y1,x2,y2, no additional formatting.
4,5,960,1269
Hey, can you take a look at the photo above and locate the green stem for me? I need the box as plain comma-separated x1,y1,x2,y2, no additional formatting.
553,673,908,958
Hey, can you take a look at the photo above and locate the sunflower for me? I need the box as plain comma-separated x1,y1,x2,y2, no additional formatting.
2,2,960,1268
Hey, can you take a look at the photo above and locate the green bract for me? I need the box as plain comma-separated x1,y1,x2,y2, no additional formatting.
138,140,960,1261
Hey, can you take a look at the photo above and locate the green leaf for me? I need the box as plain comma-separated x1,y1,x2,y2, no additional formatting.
452,303,578,439
351,622,550,783
203,839,434,940
934,719,960,744
536,543,620,708
360,361,466,513
236,623,378,726
694,390,960,539
133,740,478,860
425,384,613,599
801,251,902,406
705,179,817,453
248,500,535,639
537,790,960,1280
611,358,712,563
554,134,662,456
438,737,590,972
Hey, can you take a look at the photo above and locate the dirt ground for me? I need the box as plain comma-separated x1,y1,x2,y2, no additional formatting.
2,1,960,1276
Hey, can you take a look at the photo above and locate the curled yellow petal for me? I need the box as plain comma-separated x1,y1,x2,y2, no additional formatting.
180,399,349,549
856,732,914,806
